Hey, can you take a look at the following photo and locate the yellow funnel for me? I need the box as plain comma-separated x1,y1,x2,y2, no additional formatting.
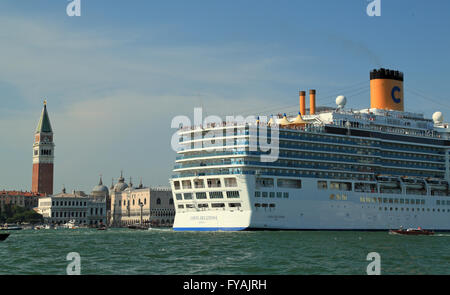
370,68,404,111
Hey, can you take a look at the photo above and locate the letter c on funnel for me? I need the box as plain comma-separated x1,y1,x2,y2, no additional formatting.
391,86,401,103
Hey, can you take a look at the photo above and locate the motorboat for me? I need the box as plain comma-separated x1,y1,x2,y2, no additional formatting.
127,224,149,230
0,225,22,231
34,224,51,230
63,220,78,229
389,227,434,236
97,223,107,231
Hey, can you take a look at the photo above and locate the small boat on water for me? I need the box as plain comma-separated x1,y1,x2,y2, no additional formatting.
389,227,434,236
97,224,107,231
0,225,22,231
63,220,79,229
128,224,149,230
0,233,10,241
34,224,51,230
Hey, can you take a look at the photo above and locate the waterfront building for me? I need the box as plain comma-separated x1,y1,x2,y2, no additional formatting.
32,101,55,195
110,173,174,227
38,187,106,226
90,175,110,223
0,191,42,211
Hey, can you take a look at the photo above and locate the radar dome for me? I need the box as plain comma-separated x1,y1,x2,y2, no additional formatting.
336,95,347,108
432,112,444,124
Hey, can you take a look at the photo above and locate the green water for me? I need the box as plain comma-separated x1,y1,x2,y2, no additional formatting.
1,228,449,275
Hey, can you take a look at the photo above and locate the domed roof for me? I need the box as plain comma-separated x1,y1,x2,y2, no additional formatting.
114,171,128,192
91,176,109,194
115,182,128,192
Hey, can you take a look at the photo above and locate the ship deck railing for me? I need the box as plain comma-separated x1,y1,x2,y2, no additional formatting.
178,118,443,141
177,147,440,163
174,159,443,172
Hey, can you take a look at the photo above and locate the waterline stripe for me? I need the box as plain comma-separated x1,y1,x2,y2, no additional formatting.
173,227,247,231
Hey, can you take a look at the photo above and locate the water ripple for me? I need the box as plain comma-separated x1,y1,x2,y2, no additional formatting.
0,229,449,274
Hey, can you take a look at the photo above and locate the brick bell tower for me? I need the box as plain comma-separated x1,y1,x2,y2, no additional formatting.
32,100,54,195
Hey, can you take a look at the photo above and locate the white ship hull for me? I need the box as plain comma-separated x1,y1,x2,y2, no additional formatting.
171,175,450,231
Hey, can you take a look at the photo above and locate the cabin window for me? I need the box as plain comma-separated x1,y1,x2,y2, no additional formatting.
207,178,221,188
194,179,204,188
226,191,240,199
224,178,238,187
277,179,302,189
209,192,224,199
195,192,207,199
256,178,274,188
182,180,192,189
317,181,327,190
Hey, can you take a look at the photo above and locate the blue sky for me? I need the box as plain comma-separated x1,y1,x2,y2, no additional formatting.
1,0,450,192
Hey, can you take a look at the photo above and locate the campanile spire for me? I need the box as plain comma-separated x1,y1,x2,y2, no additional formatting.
32,100,55,195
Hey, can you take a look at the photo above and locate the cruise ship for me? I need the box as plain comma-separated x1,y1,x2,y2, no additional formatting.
169,69,450,231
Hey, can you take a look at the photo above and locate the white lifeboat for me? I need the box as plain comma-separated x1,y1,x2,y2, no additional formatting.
376,175,399,188
401,177,425,189
426,178,448,191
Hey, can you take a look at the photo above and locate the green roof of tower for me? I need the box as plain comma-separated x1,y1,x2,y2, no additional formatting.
35,101,53,133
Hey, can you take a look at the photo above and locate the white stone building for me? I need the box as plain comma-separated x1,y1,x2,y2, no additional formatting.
109,172,174,227
38,188,106,226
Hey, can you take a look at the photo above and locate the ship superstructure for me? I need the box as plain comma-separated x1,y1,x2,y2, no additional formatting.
169,69,450,231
